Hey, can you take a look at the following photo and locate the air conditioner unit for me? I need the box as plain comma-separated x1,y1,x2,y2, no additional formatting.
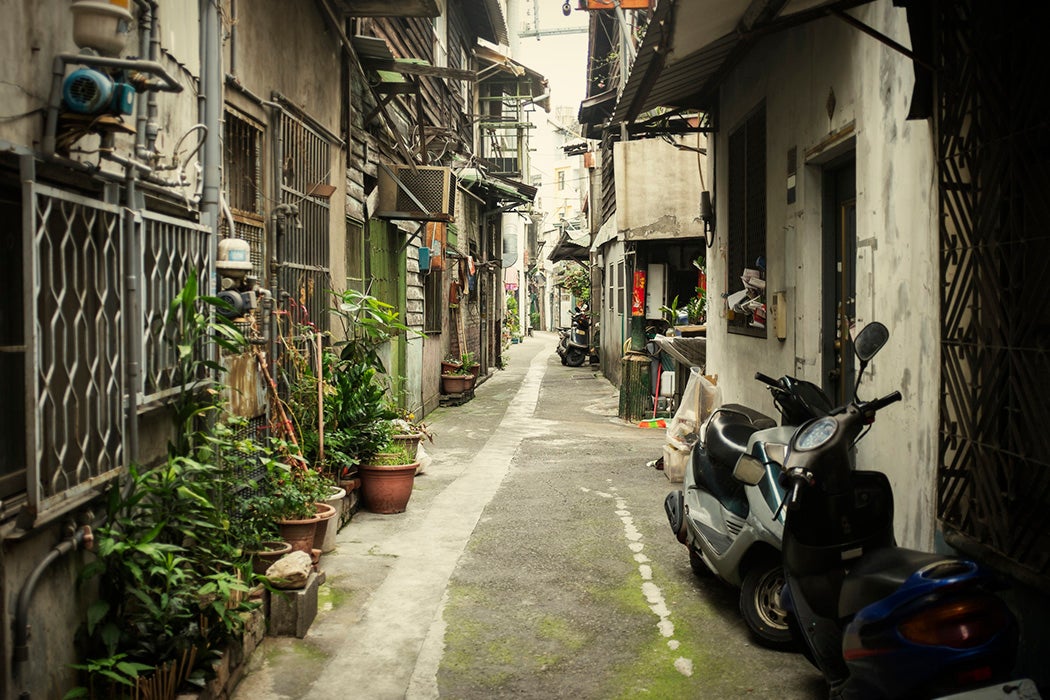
375,165,455,222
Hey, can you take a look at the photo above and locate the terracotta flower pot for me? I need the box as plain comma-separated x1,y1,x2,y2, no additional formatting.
249,540,293,576
391,433,423,460
441,360,462,374
359,461,420,514
441,373,475,394
277,507,322,556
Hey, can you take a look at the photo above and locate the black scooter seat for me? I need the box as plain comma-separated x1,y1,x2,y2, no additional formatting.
706,405,777,468
839,547,955,619
693,406,777,519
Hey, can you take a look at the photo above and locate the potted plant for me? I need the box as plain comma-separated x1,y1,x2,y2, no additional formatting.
441,353,462,375
358,440,420,514
262,456,334,557
390,410,434,462
441,352,478,394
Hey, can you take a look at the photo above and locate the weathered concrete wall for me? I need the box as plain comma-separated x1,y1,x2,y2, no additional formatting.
705,0,939,550
614,137,706,241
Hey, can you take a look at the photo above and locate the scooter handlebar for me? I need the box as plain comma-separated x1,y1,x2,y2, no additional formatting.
865,391,903,414
754,372,779,387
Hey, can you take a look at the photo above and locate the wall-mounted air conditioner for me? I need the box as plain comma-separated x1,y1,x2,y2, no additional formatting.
375,165,455,222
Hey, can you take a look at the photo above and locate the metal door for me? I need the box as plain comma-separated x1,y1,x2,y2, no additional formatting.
823,160,856,405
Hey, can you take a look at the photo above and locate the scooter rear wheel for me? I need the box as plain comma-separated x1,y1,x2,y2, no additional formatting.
565,348,586,367
740,558,793,649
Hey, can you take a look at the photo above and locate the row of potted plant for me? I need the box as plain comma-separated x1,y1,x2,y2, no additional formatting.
65,278,434,698
441,351,479,394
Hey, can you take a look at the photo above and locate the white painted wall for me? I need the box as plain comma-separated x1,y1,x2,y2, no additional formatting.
705,1,939,550
613,137,707,240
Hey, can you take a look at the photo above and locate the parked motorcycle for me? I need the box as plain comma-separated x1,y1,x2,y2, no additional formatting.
734,322,1031,698
664,369,833,647
556,304,592,367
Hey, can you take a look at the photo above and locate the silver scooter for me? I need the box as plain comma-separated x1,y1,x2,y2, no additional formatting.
664,372,832,648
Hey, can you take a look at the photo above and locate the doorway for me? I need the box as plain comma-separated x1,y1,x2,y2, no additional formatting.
822,158,856,405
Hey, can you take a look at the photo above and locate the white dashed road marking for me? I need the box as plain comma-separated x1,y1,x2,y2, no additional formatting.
580,483,693,676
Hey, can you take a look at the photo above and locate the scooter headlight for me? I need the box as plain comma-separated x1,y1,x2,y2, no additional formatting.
794,416,838,451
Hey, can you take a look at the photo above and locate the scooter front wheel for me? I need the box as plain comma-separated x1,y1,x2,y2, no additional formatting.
740,558,793,650
689,549,711,577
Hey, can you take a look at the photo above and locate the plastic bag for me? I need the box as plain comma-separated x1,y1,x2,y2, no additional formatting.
415,442,432,475
663,369,721,482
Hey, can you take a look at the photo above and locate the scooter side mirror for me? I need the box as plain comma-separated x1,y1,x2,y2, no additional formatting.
733,454,765,486
854,322,889,363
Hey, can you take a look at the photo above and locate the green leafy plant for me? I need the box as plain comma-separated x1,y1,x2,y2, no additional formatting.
67,274,255,697
317,356,397,478
368,441,414,466
168,270,247,457
332,288,419,373
505,294,520,336
660,295,682,325
70,456,253,698
687,289,707,324
446,352,476,376
558,263,591,305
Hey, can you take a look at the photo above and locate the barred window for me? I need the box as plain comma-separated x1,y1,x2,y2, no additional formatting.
726,105,767,337
424,270,442,333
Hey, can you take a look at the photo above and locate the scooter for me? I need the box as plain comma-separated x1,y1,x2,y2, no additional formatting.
664,370,833,648
736,322,1032,698
556,304,591,367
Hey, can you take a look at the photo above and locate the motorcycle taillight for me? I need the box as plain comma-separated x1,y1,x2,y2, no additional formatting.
896,594,1010,649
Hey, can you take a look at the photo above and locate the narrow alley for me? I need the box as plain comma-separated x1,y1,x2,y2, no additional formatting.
231,334,823,699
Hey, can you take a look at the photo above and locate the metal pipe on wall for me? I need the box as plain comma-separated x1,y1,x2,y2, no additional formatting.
12,524,93,699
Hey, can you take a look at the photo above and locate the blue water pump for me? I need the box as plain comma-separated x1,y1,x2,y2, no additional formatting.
62,68,135,115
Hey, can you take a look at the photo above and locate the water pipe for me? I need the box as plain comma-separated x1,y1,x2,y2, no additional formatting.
12,524,94,699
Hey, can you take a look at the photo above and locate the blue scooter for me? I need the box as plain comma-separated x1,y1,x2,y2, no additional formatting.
734,322,1035,699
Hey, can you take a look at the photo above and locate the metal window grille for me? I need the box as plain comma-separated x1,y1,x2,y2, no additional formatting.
424,269,442,333
140,210,213,402
24,183,124,515
726,106,766,337
277,107,332,333
224,110,266,279
225,110,264,215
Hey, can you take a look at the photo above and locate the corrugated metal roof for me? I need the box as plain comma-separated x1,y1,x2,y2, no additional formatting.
465,0,509,45
611,0,873,125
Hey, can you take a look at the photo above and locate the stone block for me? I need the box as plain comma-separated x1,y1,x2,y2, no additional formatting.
266,572,319,638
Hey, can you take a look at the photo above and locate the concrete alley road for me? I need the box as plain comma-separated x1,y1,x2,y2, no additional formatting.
232,332,824,699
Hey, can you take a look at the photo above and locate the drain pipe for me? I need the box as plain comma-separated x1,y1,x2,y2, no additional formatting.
200,0,222,277
122,159,148,463
12,523,94,699
132,0,160,160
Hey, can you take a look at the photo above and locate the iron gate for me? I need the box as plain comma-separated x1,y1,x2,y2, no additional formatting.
936,0,1050,590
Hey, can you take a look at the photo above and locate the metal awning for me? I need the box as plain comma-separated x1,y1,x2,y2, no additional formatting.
612,0,875,124
334,0,505,46
548,222,592,262
548,234,590,262
475,45,550,111
465,0,509,45
456,167,537,205
335,0,439,16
